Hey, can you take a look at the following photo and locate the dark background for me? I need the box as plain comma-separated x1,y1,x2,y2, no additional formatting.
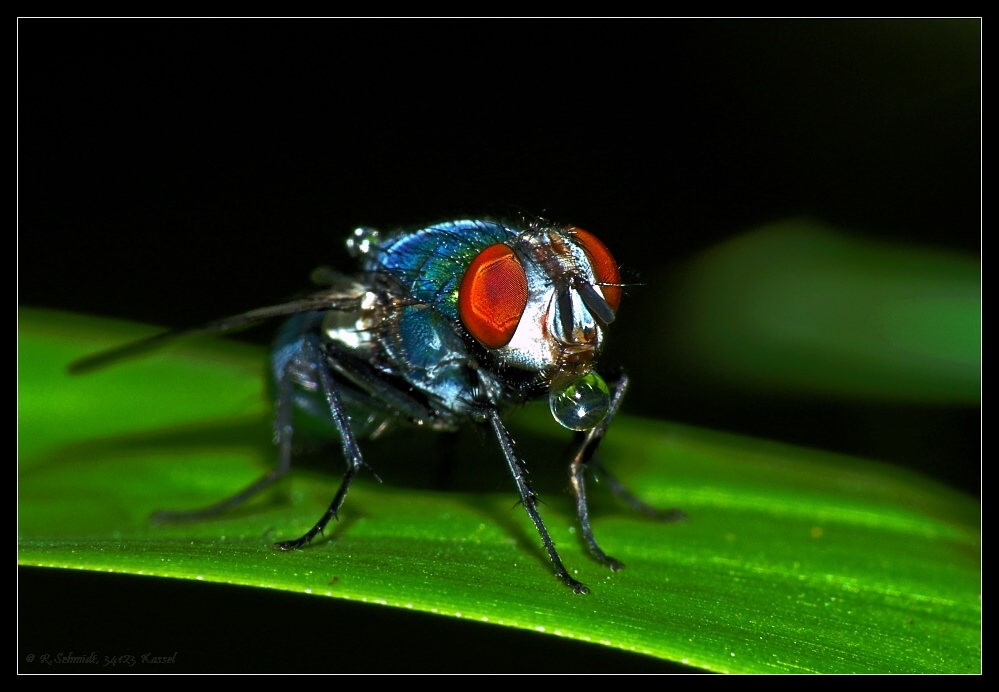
19,19,979,673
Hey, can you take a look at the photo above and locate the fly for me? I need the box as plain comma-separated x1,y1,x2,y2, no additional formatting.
71,216,683,594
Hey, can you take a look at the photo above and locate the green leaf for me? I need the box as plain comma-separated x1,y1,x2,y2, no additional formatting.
653,220,981,403
18,308,980,673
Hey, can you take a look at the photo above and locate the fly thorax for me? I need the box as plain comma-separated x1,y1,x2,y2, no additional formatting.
321,290,380,352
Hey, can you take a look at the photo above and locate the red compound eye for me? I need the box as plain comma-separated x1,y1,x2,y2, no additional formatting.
570,227,621,311
458,243,529,349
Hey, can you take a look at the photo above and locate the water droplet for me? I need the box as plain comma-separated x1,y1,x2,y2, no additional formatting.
549,371,611,430
346,227,381,257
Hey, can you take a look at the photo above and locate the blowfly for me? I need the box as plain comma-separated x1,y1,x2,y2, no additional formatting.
71,216,683,593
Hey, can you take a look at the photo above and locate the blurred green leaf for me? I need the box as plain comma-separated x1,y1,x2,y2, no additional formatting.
18,308,981,673
658,220,980,403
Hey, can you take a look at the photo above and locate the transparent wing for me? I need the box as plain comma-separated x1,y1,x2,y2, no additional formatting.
68,288,366,375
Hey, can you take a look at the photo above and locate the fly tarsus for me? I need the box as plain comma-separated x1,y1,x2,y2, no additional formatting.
273,538,307,551
488,409,591,594
569,459,626,572
564,576,591,595
150,466,291,525
591,457,686,523
272,463,357,551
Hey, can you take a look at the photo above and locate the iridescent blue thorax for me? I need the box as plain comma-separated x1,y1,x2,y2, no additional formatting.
363,219,515,322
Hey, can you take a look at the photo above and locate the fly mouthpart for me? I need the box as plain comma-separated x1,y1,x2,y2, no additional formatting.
557,342,597,361
553,279,608,348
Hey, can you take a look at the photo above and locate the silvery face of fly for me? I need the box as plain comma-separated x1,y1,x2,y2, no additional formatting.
72,216,683,594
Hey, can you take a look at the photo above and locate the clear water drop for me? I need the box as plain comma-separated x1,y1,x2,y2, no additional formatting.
346,227,381,257
549,371,611,431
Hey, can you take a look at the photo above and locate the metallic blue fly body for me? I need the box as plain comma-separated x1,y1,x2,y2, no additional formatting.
73,216,682,594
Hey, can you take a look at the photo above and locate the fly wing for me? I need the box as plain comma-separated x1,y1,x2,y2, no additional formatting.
68,288,365,375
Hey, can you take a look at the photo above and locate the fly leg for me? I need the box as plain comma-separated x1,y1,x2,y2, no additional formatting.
590,457,685,522
274,335,366,550
488,409,589,595
150,341,299,524
567,373,684,572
